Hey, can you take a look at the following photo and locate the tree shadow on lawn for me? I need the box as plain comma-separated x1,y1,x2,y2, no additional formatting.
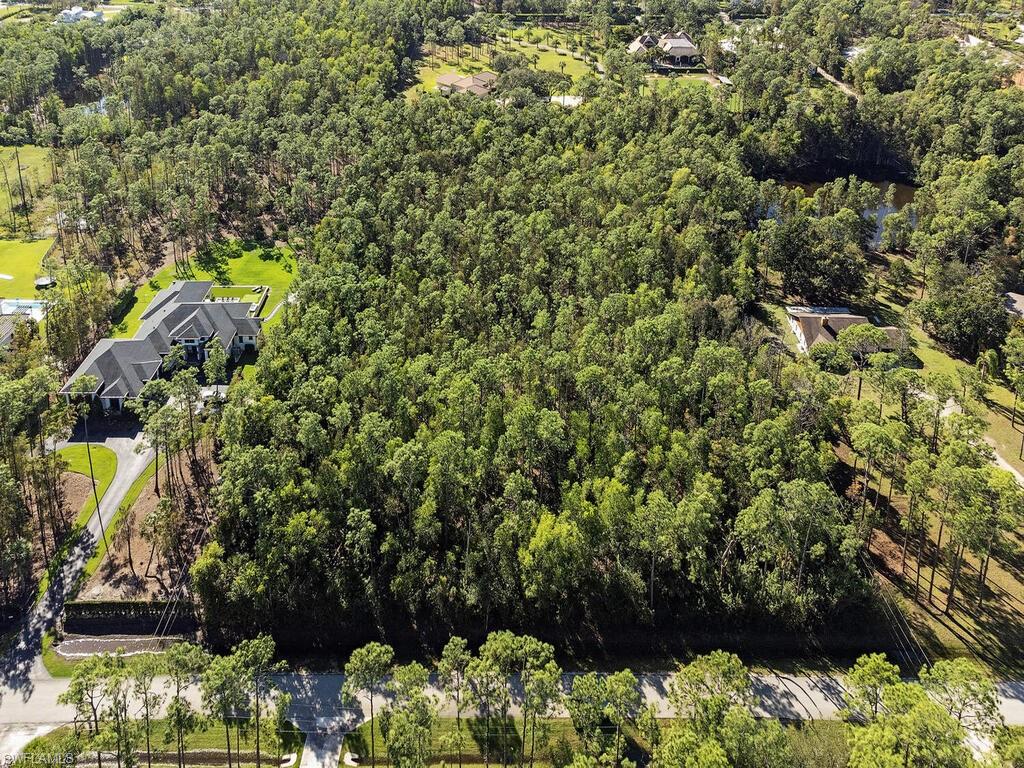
871,516,1024,675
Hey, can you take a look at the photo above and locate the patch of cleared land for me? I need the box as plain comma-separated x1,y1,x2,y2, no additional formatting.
114,242,296,337
406,39,595,100
0,145,56,237
79,448,215,602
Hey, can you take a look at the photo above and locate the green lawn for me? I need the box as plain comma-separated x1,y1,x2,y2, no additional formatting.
406,42,595,100
41,630,78,677
114,243,296,338
19,718,305,767
646,73,720,94
0,237,55,297
36,444,118,602
508,24,604,58
0,145,56,238
57,444,118,524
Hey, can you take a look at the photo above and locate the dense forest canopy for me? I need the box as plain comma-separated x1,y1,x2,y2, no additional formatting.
3,0,1024,650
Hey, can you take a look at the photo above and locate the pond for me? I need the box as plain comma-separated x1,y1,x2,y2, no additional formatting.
783,180,916,248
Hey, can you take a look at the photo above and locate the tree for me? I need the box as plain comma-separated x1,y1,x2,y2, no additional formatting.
201,652,247,768
204,339,228,395
437,637,471,768
604,670,639,766
919,659,1002,737
343,643,395,768
668,652,752,738
838,325,889,400
164,643,208,768
566,672,605,758
848,683,972,768
131,654,166,768
385,662,436,768
234,634,284,768
467,652,504,768
843,653,899,722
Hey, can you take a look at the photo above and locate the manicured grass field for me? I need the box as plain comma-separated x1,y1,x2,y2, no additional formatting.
646,73,721,94
57,444,118,525
0,237,55,297
114,243,295,338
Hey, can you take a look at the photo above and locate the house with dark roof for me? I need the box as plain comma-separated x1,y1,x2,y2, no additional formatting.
657,31,701,66
61,281,263,412
786,306,903,354
0,314,22,351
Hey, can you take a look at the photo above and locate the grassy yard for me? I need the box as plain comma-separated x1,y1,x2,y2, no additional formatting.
57,444,118,527
19,718,305,767
0,145,56,238
41,630,78,677
405,40,595,100
645,73,721,93
114,243,296,338
0,237,55,297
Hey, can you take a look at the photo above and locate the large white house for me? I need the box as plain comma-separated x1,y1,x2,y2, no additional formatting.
56,6,104,23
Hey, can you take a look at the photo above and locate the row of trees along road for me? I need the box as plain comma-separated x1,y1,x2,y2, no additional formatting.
57,635,288,768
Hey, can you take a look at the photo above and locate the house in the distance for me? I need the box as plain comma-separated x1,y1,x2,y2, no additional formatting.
0,314,25,352
56,6,104,23
436,71,498,97
61,281,264,413
786,306,904,354
657,31,701,66
628,31,702,67
627,33,659,54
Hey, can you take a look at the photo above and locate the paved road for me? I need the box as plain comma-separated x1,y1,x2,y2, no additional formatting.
2,667,1024,763
4,668,1024,728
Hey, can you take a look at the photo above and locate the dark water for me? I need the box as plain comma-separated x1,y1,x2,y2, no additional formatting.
783,180,916,247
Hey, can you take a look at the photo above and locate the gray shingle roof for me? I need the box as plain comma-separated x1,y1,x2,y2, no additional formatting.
61,281,261,400
59,339,163,397
0,315,19,349
140,281,214,321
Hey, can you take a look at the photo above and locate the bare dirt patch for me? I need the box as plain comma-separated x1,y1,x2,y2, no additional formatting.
63,472,92,517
